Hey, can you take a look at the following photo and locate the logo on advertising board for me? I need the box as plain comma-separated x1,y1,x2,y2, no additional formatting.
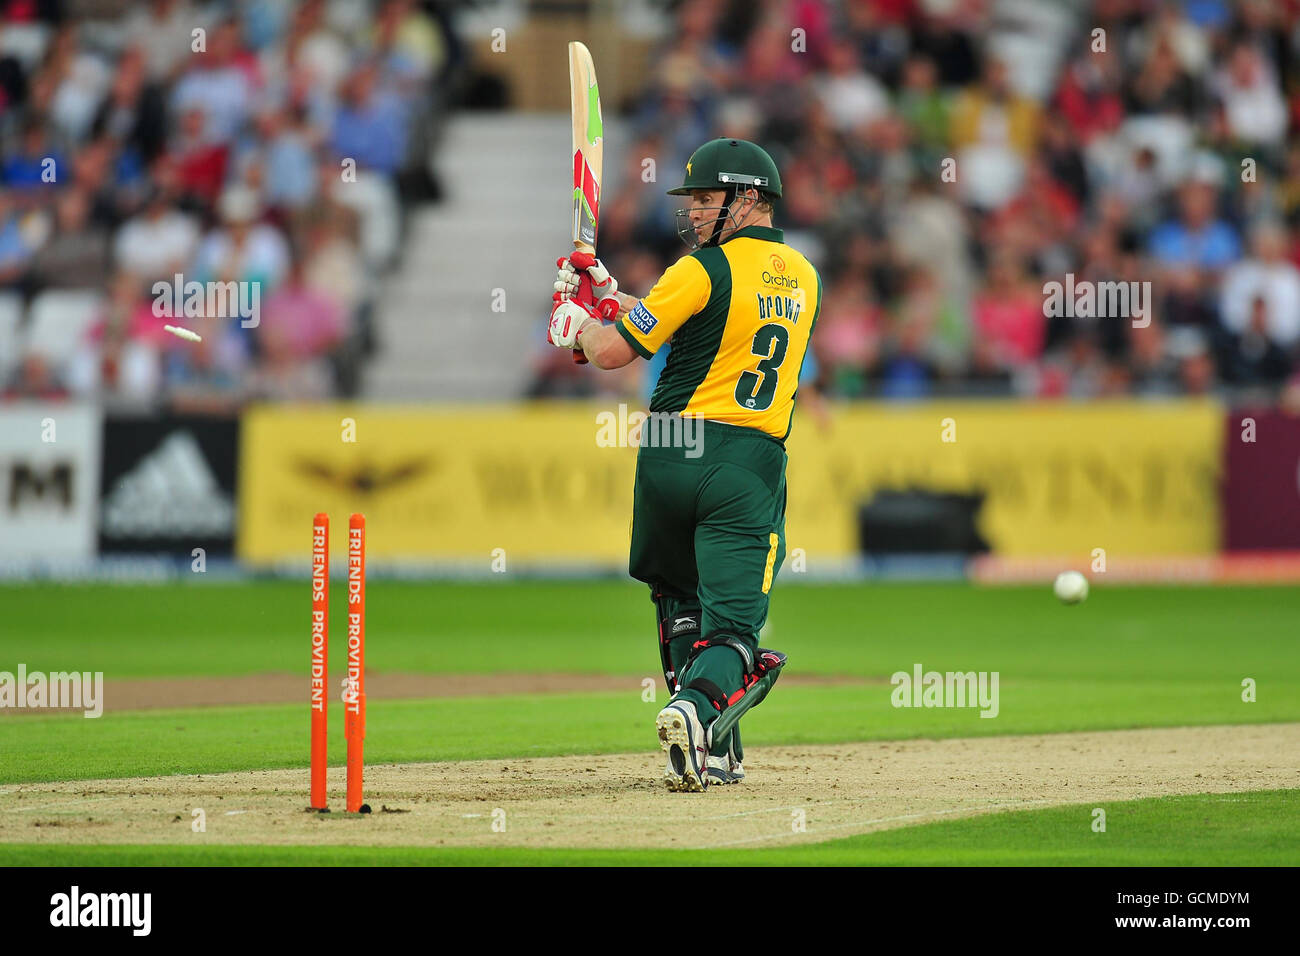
99,418,238,555
0,404,101,561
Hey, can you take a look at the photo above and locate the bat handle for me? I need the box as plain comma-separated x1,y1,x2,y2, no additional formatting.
571,271,596,365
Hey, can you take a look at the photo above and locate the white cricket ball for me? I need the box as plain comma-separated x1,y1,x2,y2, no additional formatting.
1053,570,1089,604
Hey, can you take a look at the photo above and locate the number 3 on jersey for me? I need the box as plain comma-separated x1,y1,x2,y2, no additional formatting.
734,323,789,411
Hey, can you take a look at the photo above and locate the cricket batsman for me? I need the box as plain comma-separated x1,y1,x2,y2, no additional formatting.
547,139,821,791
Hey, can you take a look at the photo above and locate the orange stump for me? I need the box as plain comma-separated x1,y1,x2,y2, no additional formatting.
310,513,330,810
345,513,367,812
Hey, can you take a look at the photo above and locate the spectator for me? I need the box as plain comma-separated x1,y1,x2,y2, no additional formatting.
1211,41,1287,149
814,39,889,134
971,249,1046,370
161,323,249,413
3,353,67,399
330,61,407,176
1219,221,1300,350
896,54,949,168
370,0,442,91
1110,144,1164,214
949,57,1042,209
1217,294,1294,386
878,313,936,400
899,266,968,376
113,187,199,282
0,188,37,287
165,106,229,207
192,185,290,300
1170,327,1217,394
779,101,856,229
70,135,123,226
1148,175,1241,274
989,158,1081,272
92,45,168,163
889,175,973,305
27,186,110,290
171,19,256,145
1123,36,1202,119
1039,111,1089,204
0,32,26,111
249,256,344,400
814,275,882,397
1054,49,1124,145
244,106,319,213
301,216,364,333
123,0,206,82
287,0,352,95
45,24,113,143
2,119,64,194
66,271,163,405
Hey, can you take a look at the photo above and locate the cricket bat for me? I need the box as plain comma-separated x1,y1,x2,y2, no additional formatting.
568,41,603,364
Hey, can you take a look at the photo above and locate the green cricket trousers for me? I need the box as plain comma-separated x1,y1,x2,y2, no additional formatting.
629,419,788,754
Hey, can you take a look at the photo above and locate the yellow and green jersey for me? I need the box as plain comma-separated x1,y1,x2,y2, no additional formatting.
616,226,822,441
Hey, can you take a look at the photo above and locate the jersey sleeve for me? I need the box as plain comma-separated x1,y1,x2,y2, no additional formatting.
615,253,712,359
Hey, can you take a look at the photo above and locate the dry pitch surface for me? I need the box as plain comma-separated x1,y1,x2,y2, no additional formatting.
2,723,1295,850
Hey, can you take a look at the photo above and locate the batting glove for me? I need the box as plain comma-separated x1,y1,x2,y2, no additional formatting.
555,252,619,320
548,292,599,350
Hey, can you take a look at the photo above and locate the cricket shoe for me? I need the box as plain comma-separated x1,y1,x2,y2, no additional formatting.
705,752,745,785
656,701,709,792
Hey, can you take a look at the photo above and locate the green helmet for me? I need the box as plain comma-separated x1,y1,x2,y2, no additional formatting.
667,138,782,198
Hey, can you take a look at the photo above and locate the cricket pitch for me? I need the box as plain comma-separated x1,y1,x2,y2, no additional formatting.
2,723,1295,851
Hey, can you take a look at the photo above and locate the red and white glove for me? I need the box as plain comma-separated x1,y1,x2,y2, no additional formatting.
555,251,619,321
547,291,599,351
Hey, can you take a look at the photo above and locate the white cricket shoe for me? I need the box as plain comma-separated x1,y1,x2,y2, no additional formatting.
705,752,745,785
656,700,709,792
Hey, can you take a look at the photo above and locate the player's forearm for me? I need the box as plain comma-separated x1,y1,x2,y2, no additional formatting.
615,291,638,318
579,319,634,369
578,320,618,368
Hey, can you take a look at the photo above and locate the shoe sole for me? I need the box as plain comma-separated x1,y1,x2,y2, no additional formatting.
657,708,707,793
706,769,744,785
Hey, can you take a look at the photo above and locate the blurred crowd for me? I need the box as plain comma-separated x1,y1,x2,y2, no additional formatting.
0,0,457,410
536,0,1300,402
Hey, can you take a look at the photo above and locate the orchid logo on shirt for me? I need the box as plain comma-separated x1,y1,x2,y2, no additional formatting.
628,303,658,335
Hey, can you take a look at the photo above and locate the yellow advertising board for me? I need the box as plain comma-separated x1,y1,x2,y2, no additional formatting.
238,404,641,564
785,399,1223,558
238,400,1223,564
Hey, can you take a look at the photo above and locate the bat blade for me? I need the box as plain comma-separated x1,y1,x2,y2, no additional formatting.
569,40,602,256
568,41,604,365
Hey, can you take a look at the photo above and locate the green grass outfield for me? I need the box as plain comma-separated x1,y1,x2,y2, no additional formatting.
0,790,1293,866
2,581,1297,864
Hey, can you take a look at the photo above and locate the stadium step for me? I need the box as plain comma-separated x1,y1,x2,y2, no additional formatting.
365,112,625,400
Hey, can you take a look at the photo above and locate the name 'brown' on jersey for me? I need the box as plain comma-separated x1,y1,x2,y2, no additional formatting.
615,225,822,441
